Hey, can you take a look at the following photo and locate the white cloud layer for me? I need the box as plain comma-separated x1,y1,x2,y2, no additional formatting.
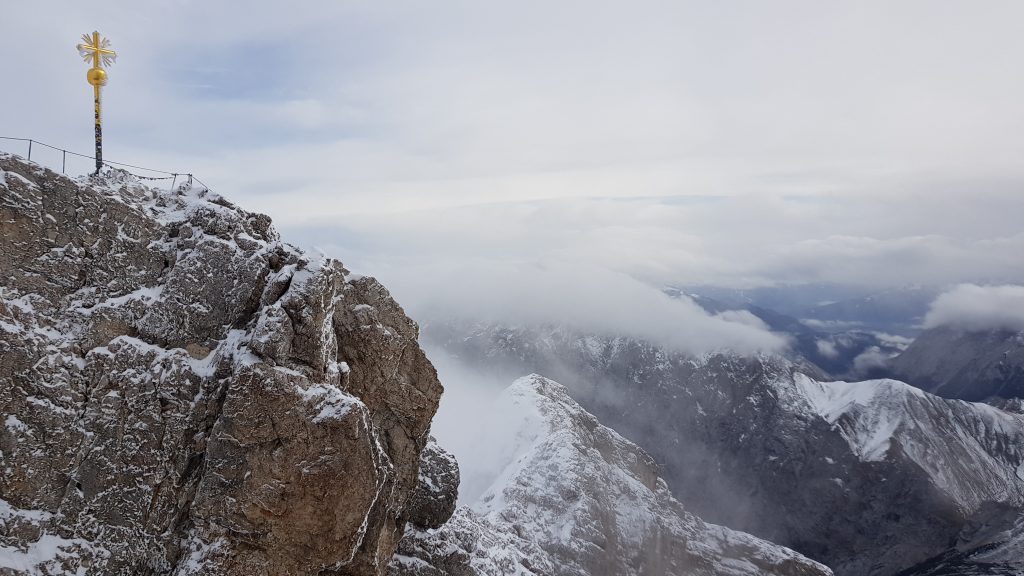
923,284,1024,332
291,188,1024,293
381,260,786,355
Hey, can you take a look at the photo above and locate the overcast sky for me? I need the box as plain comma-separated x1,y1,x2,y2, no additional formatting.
5,1,1024,313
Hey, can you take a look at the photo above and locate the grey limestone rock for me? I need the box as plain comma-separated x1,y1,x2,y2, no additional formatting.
404,439,459,530
0,154,446,576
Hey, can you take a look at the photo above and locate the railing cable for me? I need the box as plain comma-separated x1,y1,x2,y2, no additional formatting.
0,136,208,191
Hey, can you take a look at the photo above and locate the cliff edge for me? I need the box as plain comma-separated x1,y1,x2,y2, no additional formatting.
0,154,445,575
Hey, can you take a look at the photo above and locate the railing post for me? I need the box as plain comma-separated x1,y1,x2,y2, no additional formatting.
27,140,32,161
62,150,67,174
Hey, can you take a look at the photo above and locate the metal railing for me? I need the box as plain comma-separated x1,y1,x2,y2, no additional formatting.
0,136,211,192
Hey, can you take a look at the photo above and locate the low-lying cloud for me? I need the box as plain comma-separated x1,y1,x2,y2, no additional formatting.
851,346,893,375
816,339,840,359
923,284,1024,332
290,188,1024,298
424,346,542,504
380,260,787,355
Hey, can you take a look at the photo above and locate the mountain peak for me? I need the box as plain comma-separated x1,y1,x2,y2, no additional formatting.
392,373,833,576
0,154,447,575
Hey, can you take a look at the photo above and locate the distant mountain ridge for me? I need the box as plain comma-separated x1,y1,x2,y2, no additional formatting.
686,282,1024,403
391,375,832,576
666,288,908,380
677,284,937,335
890,326,1024,401
423,321,1024,575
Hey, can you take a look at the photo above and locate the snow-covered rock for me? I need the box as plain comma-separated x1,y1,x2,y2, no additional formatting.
0,154,446,575
390,375,833,576
404,438,460,530
795,375,1024,511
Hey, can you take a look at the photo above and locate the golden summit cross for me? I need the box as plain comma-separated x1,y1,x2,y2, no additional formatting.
76,31,117,174
77,31,117,69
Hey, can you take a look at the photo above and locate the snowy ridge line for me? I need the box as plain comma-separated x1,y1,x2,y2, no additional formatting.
391,374,834,576
794,373,1024,512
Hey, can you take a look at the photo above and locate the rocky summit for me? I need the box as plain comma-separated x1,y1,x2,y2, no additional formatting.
0,154,446,575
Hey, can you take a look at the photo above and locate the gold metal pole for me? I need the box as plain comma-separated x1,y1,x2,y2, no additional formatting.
92,32,102,174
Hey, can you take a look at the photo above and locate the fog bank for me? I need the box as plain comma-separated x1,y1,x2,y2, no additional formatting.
923,284,1024,332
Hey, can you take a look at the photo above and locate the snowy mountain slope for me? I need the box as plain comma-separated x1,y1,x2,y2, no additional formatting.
390,375,833,576
796,375,1024,512
424,322,1024,575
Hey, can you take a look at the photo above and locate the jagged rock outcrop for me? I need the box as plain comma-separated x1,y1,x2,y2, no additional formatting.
403,439,459,530
390,376,834,576
424,322,1024,575
0,154,444,575
890,326,1024,401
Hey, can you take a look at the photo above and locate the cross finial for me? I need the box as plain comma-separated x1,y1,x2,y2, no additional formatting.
77,31,117,70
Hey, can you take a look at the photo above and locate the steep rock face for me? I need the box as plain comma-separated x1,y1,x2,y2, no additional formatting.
0,155,444,575
896,504,1024,576
425,323,1024,575
890,326,1024,401
390,376,834,576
